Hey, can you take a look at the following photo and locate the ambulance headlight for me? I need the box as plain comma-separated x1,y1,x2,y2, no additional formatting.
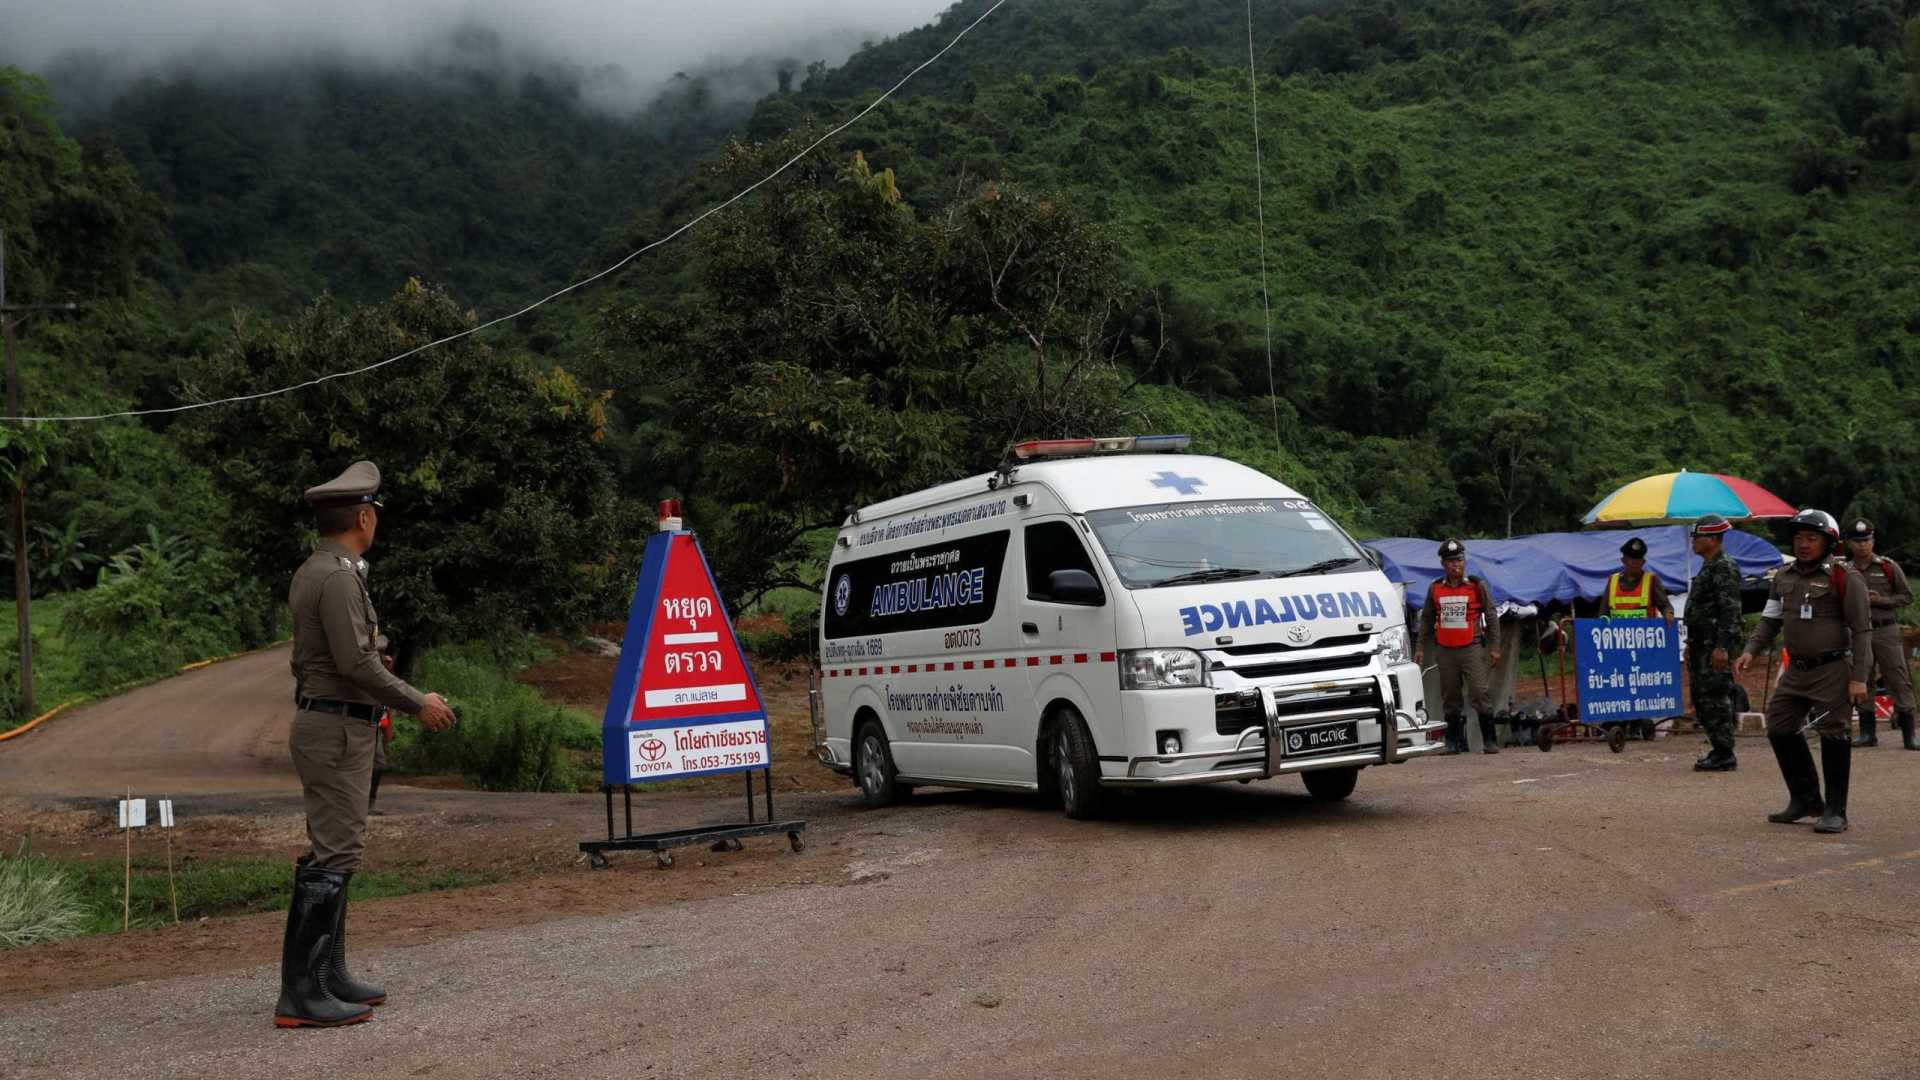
1119,648,1210,690
1379,626,1410,665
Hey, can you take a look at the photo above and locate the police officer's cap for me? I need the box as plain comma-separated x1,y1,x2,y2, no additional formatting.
305,460,383,510
1619,537,1648,559
1690,514,1731,538
1848,518,1875,540
1437,538,1466,560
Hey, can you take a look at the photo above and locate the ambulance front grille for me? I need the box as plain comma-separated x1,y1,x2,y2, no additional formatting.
1209,634,1375,683
1213,680,1388,737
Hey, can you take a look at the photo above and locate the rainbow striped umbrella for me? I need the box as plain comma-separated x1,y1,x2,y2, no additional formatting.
1583,470,1794,527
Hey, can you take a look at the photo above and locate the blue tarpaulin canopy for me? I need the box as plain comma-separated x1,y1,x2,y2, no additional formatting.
1368,526,1783,611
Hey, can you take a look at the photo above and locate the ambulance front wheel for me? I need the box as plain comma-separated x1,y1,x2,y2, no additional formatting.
855,721,910,809
1049,707,1108,820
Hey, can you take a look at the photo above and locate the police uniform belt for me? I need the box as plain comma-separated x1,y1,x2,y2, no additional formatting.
297,697,382,722
1788,649,1851,670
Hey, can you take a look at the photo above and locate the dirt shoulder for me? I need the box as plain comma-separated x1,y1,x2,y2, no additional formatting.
0,633,863,1002
0,787,860,1002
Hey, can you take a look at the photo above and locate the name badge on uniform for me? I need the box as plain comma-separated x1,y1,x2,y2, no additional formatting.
1799,600,1813,621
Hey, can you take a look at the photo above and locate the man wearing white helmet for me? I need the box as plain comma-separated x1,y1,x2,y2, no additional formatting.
1736,509,1873,834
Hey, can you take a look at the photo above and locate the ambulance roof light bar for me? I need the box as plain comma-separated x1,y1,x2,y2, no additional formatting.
1008,434,1191,462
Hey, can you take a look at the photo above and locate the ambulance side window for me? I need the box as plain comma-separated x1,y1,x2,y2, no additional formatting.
1025,521,1104,606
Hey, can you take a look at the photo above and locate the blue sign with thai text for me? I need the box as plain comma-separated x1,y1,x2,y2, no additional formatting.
1574,617,1681,723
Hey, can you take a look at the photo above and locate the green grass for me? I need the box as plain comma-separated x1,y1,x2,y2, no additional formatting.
0,847,488,946
391,638,602,792
0,593,109,713
0,848,89,948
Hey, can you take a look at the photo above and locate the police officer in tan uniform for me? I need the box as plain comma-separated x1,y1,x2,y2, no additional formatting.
1736,509,1872,834
1842,518,1917,750
276,461,456,1028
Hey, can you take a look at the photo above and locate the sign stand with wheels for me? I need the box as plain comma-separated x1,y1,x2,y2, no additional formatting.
579,501,805,870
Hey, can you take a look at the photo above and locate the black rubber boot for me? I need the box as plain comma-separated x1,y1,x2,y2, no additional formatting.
1478,715,1500,753
368,769,385,816
1900,710,1919,751
1814,736,1850,834
1852,708,1877,747
328,871,385,1006
1443,713,1464,754
1695,747,1737,772
274,866,373,1028
1765,734,1825,824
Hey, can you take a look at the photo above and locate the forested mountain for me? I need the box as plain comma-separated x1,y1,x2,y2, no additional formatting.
2,0,1918,679
632,0,1920,547
39,36,794,315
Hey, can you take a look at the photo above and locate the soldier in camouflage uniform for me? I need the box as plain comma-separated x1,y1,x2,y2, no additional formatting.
1686,515,1744,772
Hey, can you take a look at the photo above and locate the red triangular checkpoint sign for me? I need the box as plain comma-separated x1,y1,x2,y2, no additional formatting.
604,531,770,785
632,534,764,722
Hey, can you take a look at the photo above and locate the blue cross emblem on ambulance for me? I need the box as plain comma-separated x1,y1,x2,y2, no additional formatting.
1150,471,1206,496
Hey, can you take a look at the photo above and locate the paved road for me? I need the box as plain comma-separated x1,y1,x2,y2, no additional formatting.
7,735,1919,1079
0,646,298,798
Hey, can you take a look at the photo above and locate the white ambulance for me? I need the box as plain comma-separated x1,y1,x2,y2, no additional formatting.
809,435,1443,818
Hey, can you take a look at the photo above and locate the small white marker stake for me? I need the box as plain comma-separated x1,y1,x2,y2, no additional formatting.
159,799,179,925
121,787,133,932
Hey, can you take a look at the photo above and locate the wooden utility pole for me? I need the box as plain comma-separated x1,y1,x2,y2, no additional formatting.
0,229,82,719
1,228,27,718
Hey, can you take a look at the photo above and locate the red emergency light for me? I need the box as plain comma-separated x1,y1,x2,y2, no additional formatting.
657,499,684,531
1009,434,1191,462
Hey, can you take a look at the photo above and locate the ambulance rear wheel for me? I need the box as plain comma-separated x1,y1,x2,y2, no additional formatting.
855,722,908,809
1050,708,1108,821
1301,766,1359,802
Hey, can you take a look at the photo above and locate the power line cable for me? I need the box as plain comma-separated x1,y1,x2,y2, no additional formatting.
1245,0,1280,460
5,0,1010,424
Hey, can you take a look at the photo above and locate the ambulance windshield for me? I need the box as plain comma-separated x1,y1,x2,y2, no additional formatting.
1085,499,1370,589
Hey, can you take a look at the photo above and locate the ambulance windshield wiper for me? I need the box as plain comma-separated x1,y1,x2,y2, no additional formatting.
1272,556,1368,578
1150,567,1265,588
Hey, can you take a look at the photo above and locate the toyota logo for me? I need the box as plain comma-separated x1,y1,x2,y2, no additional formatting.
1286,624,1313,645
638,737,667,762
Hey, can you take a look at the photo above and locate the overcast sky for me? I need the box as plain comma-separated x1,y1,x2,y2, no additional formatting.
0,0,956,109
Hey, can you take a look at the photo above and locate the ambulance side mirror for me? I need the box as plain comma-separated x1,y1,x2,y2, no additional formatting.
1047,569,1105,606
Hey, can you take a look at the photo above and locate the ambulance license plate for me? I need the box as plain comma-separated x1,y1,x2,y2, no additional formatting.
1281,721,1359,758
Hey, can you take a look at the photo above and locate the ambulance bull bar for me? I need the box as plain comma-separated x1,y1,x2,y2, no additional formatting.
1113,672,1444,786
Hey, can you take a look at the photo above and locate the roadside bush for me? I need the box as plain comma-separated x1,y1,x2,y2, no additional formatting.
59,527,275,688
389,641,600,792
0,844,88,949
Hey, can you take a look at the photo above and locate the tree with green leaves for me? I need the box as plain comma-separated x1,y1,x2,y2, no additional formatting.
597,145,1138,609
185,280,647,670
